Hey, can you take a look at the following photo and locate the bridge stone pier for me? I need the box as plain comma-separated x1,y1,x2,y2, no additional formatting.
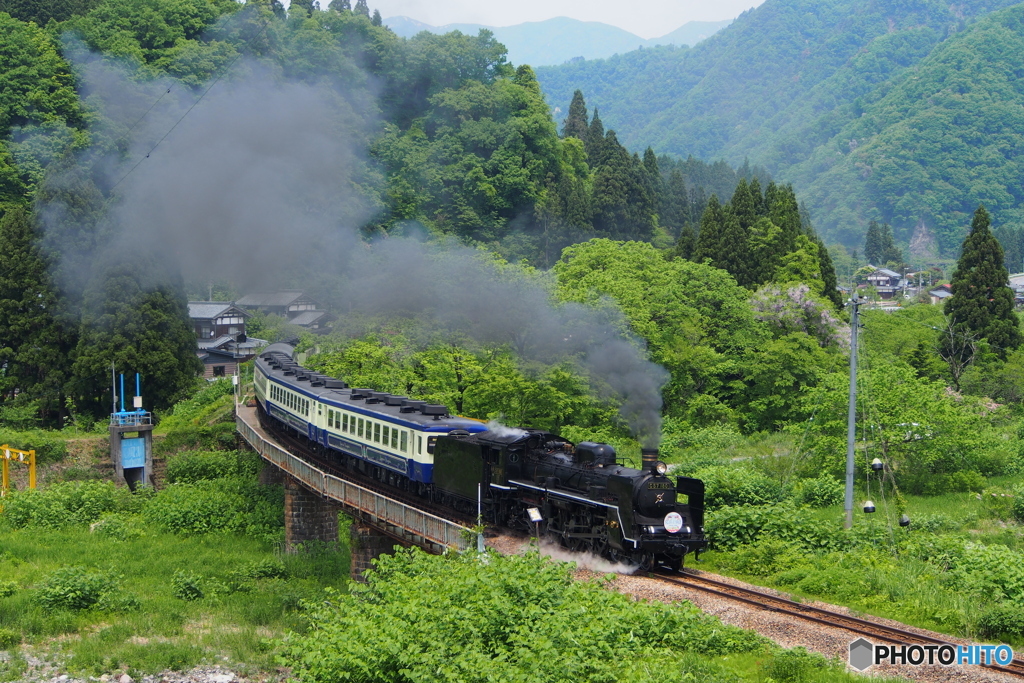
284,475,340,550
235,405,472,580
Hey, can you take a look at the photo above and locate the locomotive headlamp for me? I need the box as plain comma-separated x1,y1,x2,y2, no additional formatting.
655,461,668,475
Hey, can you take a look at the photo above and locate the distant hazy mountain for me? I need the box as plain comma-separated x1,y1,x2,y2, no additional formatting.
383,15,732,67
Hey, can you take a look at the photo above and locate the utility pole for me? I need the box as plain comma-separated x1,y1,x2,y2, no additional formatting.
844,291,861,529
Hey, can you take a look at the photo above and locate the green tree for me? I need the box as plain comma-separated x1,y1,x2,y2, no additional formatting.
69,260,203,419
0,207,75,425
371,8,381,26
590,132,655,242
864,220,884,264
561,89,589,141
943,206,1021,357
585,107,604,161
353,0,368,16
692,195,724,264
327,0,350,10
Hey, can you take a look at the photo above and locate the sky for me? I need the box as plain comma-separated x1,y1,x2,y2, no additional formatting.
367,0,767,39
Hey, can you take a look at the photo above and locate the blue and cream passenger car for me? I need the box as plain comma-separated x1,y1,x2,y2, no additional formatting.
254,343,487,485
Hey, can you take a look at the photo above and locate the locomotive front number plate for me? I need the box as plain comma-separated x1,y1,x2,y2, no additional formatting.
647,482,673,489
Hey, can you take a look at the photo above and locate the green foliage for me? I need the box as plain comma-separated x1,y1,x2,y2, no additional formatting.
0,627,19,649
165,450,260,484
157,379,234,431
537,1,1024,253
706,504,847,553
944,206,1022,356
36,566,114,611
170,570,203,601
279,548,768,683
0,580,16,598
1,481,142,529
0,429,68,464
977,603,1024,640
694,465,786,509
795,476,845,508
153,422,237,457
142,476,283,540
1014,485,1024,522
91,513,145,542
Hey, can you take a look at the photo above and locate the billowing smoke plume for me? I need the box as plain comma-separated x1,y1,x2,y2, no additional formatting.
36,31,668,442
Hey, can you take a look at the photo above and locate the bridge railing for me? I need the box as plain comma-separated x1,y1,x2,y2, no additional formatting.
236,411,472,553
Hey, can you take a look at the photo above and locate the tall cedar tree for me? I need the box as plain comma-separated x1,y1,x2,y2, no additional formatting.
661,169,689,237
328,0,351,10
586,108,604,161
944,206,1022,356
371,8,382,25
693,194,725,264
590,132,655,242
816,238,843,309
562,90,589,141
354,0,369,15
0,208,76,424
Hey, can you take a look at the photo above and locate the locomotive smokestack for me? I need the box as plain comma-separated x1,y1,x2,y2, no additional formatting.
641,448,659,471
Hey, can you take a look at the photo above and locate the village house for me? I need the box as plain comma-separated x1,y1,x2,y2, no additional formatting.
187,302,266,378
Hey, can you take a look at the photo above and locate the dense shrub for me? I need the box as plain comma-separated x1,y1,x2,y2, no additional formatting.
763,647,832,682
143,477,282,539
706,504,846,552
719,538,799,577
903,471,986,496
280,548,768,683
795,475,844,508
154,423,237,457
0,430,68,465
1014,485,1024,523
157,379,234,431
0,580,16,597
2,481,143,529
171,570,204,601
949,544,1024,604
166,450,260,484
693,465,786,508
977,604,1024,640
0,628,19,648
37,566,114,611
91,513,145,541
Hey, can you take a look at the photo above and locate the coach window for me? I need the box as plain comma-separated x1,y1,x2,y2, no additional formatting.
391,429,398,449
382,425,390,446
400,431,408,452
357,418,364,438
417,435,422,455
373,422,381,443
342,414,348,432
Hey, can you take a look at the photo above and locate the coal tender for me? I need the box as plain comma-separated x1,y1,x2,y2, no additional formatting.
432,429,707,571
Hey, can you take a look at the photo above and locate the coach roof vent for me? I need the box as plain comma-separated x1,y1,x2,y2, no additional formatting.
283,369,296,376
384,395,407,406
349,388,372,399
365,392,386,404
422,404,448,419
400,400,426,413
324,379,347,389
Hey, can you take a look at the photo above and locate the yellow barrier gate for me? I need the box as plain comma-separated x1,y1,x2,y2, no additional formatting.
1,445,36,496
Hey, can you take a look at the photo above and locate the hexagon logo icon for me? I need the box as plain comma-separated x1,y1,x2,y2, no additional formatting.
849,638,874,671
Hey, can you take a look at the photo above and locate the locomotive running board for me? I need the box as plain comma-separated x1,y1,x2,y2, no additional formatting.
506,479,638,548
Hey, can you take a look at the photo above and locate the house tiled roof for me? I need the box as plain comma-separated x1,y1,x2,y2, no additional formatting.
289,310,333,326
873,268,901,278
236,291,306,307
188,302,248,320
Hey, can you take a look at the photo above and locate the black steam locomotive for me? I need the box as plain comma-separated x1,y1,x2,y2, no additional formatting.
254,343,707,570
433,429,706,570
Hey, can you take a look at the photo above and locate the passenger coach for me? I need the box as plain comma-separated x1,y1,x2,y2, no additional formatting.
254,343,488,487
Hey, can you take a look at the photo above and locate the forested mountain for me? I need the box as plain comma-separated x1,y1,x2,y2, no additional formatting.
536,0,1024,253
382,16,731,67
0,0,837,428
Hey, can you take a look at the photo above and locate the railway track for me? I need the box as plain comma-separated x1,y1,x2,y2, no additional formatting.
659,570,1024,678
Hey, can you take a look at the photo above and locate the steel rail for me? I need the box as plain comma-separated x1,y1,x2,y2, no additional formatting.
659,570,1024,678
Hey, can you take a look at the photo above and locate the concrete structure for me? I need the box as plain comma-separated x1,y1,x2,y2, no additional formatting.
110,411,154,490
